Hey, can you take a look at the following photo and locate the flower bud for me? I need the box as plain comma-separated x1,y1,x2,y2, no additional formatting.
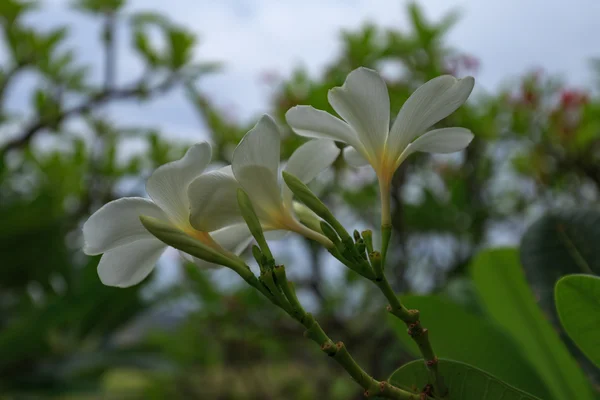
283,171,331,220
139,215,242,270
283,171,351,242
361,230,373,253
369,251,383,279
356,239,367,260
292,202,322,233
319,221,340,245
252,245,264,265
237,188,273,262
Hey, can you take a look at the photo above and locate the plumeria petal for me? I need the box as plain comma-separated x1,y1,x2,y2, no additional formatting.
232,116,283,219
264,230,291,240
146,142,212,226
399,127,474,163
97,238,166,287
327,67,390,161
212,223,254,256
235,165,283,221
285,106,362,149
282,139,339,209
343,146,370,167
188,165,243,232
387,75,474,159
83,197,168,255
192,224,253,269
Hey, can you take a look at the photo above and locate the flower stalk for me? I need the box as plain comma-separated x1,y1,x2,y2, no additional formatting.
277,176,447,397
237,188,274,266
153,193,428,399
260,263,426,400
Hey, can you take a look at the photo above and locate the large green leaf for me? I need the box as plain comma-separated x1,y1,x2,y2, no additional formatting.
471,248,594,400
389,359,541,400
389,295,551,399
555,274,600,367
520,209,600,384
520,209,600,327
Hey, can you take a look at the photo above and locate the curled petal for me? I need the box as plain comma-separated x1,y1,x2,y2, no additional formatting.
97,238,166,287
388,76,474,159
233,115,283,219
327,67,390,160
83,197,168,255
212,223,254,255
343,146,370,167
188,166,243,232
398,127,474,165
282,139,339,209
146,142,212,225
235,165,282,221
285,105,361,149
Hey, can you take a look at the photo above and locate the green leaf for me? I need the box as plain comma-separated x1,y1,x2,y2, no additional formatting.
555,274,600,367
520,209,600,382
471,248,595,400
389,359,542,400
521,209,600,314
132,29,161,67
72,0,125,13
0,0,36,26
167,27,195,69
389,295,552,399
130,12,170,67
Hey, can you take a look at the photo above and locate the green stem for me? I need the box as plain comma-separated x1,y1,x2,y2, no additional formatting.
408,320,446,398
374,274,448,398
300,314,421,399
371,183,447,398
373,275,417,323
260,271,293,314
381,223,392,268
234,265,425,399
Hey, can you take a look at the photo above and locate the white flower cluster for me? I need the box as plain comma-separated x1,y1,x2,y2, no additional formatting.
83,67,474,287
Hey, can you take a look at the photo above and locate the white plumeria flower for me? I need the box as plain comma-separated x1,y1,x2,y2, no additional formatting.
188,115,339,247
82,142,251,288
285,67,475,225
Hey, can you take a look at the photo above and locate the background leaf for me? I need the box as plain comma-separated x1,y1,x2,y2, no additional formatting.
520,209,600,315
521,209,600,383
388,295,551,399
471,248,595,400
555,274,600,367
388,359,541,400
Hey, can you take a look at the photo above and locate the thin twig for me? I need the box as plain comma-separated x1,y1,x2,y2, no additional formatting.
0,74,179,157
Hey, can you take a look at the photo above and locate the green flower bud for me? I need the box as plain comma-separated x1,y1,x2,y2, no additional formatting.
283,171,351,242
283,171,331,218
252,245,264,266
139,215,243,270
292,202,323,233
320,221,341,245
237,188,273,262
369,251,383,279
356,239,367,260
361,230,374,254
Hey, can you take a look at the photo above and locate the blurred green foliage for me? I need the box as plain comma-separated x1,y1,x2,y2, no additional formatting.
0,0,599,399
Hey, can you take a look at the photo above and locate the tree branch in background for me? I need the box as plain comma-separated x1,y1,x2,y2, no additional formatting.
102,11,116,91
0,74,180,158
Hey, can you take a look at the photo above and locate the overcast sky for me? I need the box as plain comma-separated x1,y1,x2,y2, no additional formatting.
23,0,600,142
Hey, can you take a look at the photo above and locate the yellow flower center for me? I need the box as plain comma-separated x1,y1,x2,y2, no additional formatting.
183,226,221,250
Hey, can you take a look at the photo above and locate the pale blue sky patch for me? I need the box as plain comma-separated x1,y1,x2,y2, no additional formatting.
8,0,600,142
